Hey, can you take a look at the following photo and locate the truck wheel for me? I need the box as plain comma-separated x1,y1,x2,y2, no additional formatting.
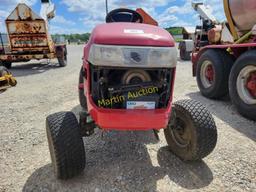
1,61,12,69
229,50,256,121
197,50,233,99
179,41,191,61
164,100,217,160
79,67,88,110
46,112,85,179
58,54,67,67
57,46,67,67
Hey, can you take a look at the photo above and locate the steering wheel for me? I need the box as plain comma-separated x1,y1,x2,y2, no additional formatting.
106,8,143,23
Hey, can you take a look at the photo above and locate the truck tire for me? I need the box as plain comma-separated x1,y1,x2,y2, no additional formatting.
79,67,88,110
196,49,233,99
179,41,191,61
57,46,67,67
58,54,67,67
164,100,217,160
229,50,256,121
0,61,12,69
46,112,85,179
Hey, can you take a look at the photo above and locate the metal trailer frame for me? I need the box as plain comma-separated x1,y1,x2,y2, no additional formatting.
0,3,67,68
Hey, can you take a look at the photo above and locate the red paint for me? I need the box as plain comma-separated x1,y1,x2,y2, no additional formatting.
84,69,175,131
205,65,214,84
89,23,175,47
88,96,172,130
247,72,256,98
81,22,176,131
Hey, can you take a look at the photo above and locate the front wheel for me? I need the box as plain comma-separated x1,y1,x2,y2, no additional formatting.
164,100,217,161
229,50,256,121
46,112,85,179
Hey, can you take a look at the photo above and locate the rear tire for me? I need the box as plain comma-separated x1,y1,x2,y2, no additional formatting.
79,67,88,110
179,41,191,61
46,112,85,179
196,50,233,99
164,100,217,160
57,46,67,67
58,54,67,67
229,50,256,121
0,61,12,69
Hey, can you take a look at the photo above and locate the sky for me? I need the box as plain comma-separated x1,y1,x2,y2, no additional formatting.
0,0,225,34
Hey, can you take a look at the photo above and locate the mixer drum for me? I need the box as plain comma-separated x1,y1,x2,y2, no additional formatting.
228,0,256,32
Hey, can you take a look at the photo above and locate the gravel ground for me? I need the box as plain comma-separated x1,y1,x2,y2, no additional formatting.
0,45,255,192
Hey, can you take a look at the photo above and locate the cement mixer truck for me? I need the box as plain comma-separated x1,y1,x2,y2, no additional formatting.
191,0,256,121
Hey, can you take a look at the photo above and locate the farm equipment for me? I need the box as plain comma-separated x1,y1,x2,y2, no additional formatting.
0,1,67,69
179,3,218,61
189,0,256,121
0,66,17,93
46,8,217,179
179,27,196,60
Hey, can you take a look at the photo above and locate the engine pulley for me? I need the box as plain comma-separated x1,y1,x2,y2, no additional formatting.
122,69,151,85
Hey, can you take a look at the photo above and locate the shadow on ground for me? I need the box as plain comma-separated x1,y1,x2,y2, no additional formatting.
10,60,60,77
22,105,213,192
187,91,256,142
22,137,213,191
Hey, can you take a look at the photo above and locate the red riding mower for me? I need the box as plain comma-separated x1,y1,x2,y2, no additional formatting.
46,8,218,179
0,66,17,93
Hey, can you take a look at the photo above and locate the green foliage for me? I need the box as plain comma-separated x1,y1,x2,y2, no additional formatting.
165,27,183,35
51,27,183,43
52,33,91,43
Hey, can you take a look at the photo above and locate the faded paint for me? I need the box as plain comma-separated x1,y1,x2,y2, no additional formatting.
6,3,42,21
0,3,66,63
5,3,54,53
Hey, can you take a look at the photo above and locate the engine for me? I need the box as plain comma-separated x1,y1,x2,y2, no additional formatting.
90,65,174,109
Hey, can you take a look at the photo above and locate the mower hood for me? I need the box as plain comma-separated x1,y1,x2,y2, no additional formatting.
89,23,175,47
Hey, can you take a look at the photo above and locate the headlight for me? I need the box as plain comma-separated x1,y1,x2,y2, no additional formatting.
89,44,177,68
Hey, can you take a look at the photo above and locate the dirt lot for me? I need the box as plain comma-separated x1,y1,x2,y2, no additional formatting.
0,45,255,192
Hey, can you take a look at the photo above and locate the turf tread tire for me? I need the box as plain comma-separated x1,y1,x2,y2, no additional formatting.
164,100,217,160
46,112,85,180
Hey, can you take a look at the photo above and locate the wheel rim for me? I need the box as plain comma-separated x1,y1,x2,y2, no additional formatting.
200,60,215,88
236,65,256,105
170,117,190,148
